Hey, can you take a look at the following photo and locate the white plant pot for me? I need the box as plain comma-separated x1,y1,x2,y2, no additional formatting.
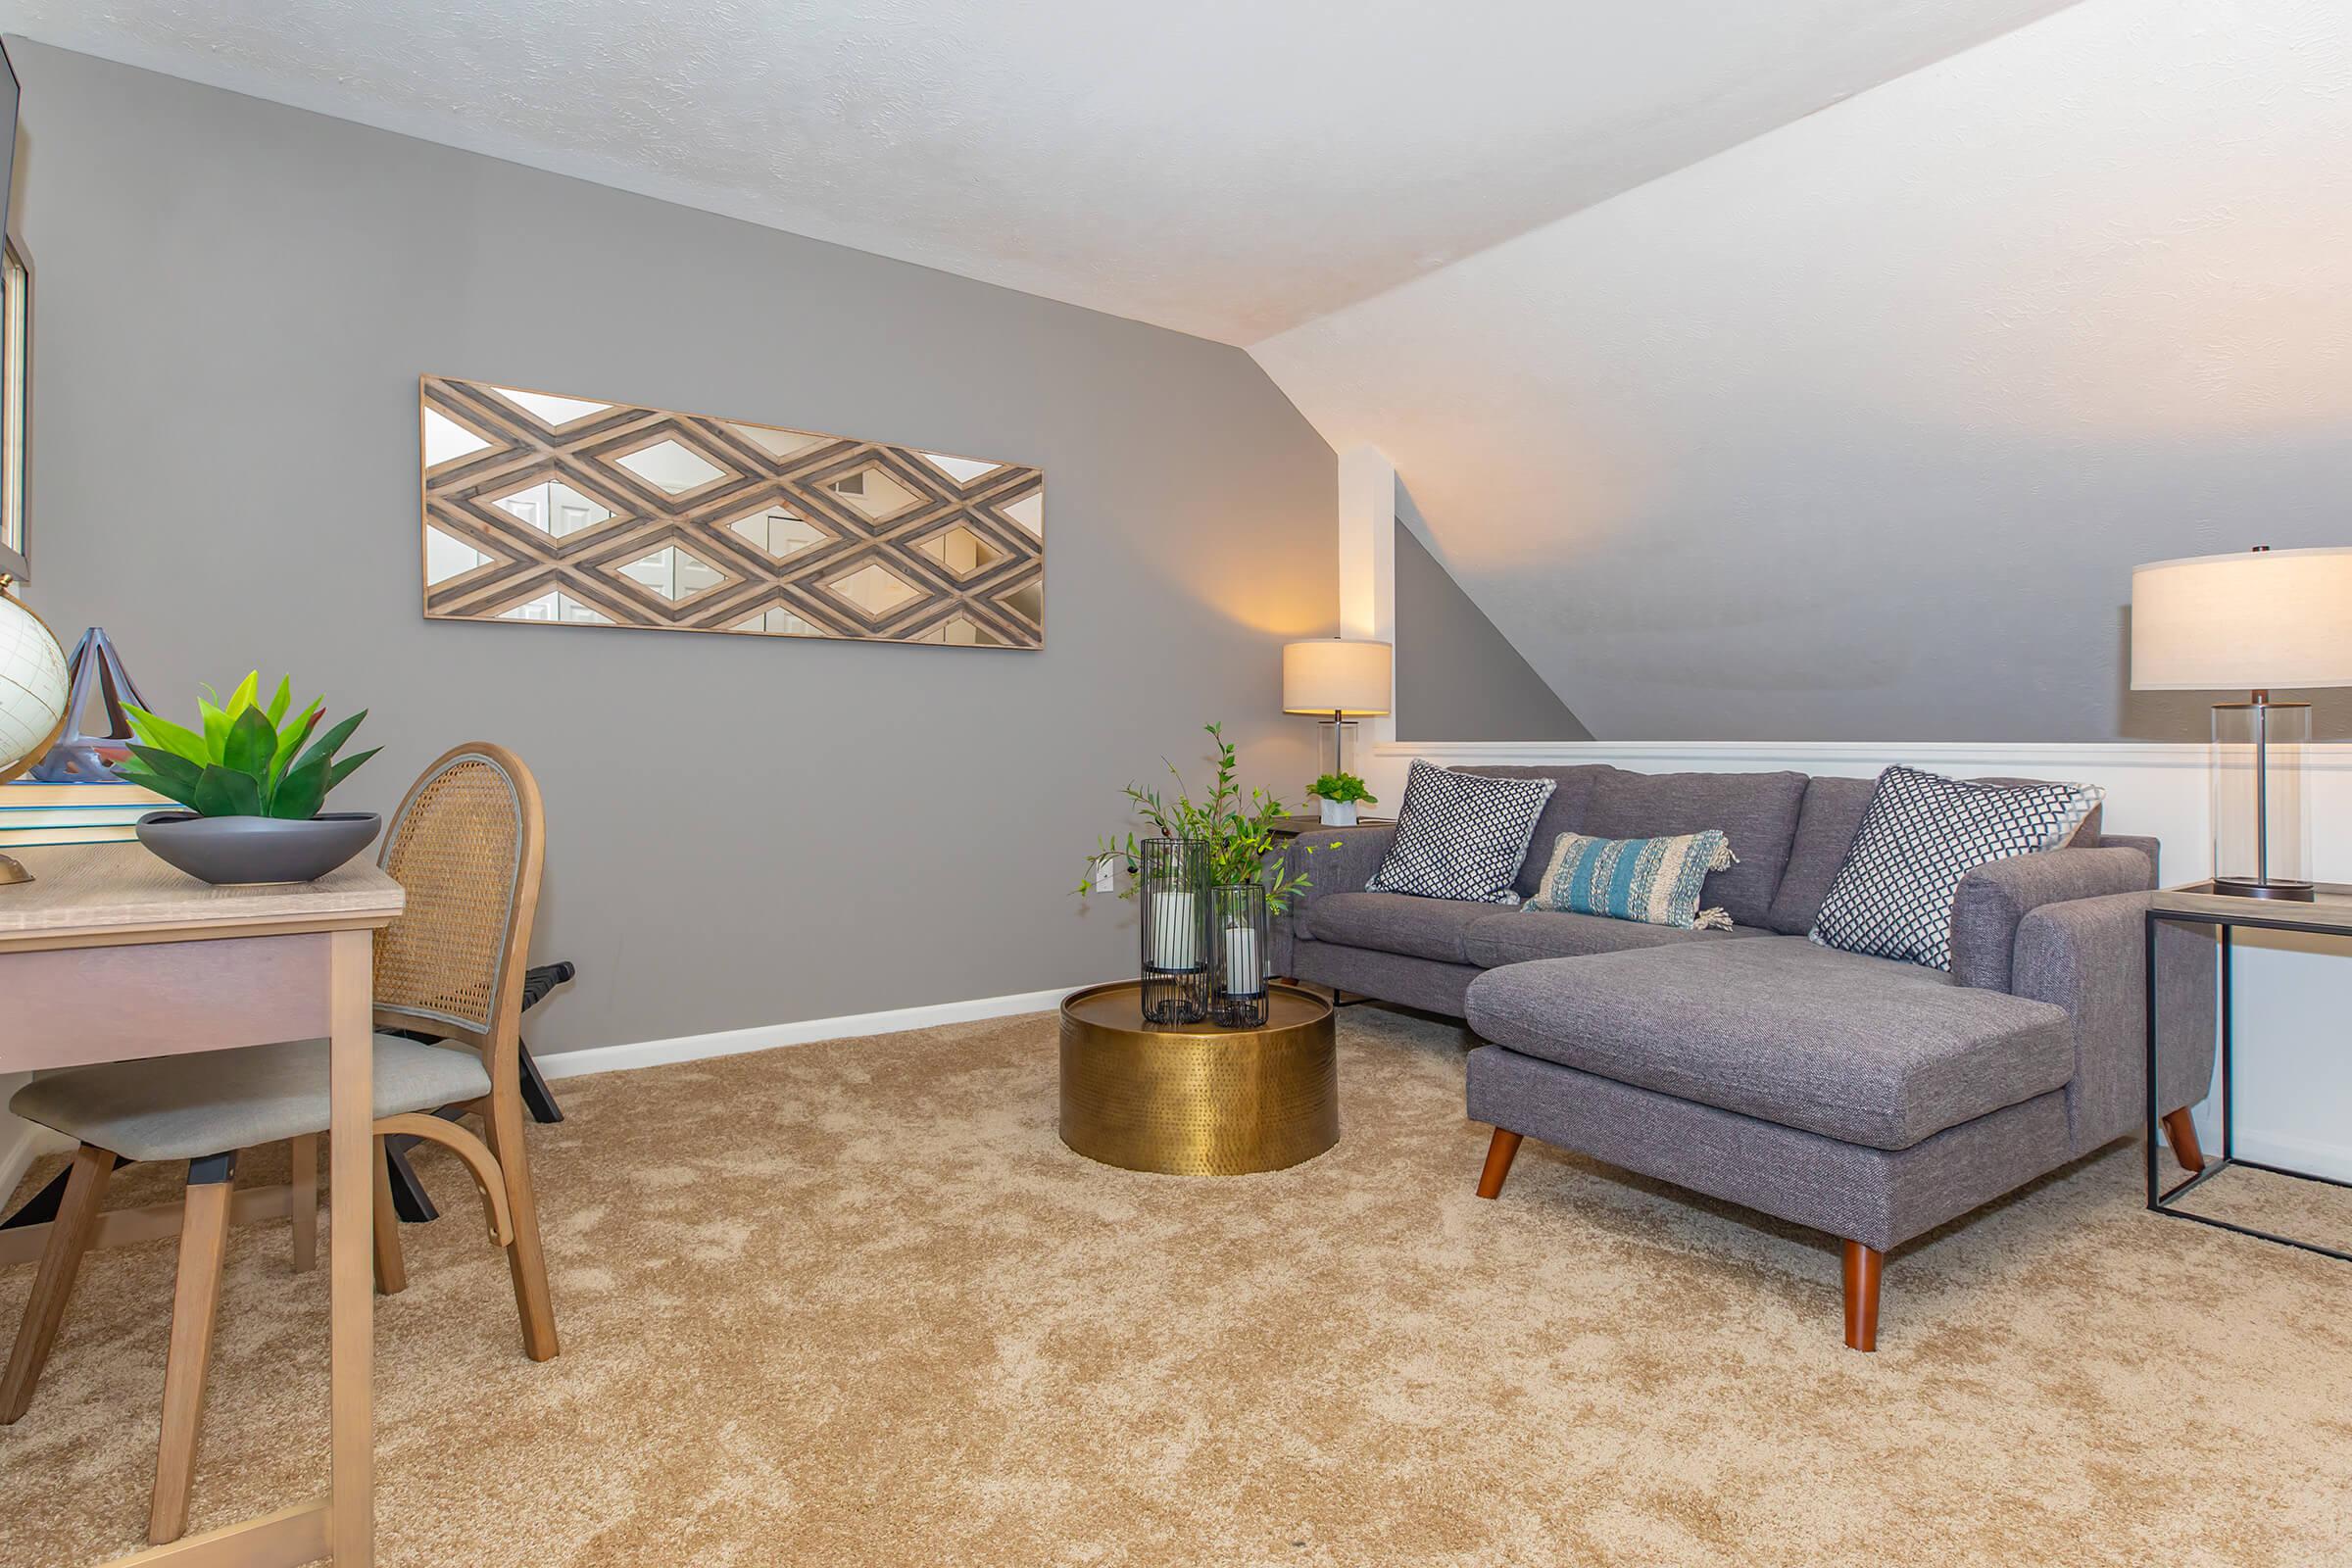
1319,799,1358,827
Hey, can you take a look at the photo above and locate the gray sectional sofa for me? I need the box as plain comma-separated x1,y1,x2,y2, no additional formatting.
1272,765,2217,1349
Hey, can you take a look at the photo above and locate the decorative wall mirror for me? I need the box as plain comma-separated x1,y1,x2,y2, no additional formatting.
419,375,1045,649
0,235,28,582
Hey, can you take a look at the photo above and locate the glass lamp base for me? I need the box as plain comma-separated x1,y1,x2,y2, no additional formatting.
2210,877,2317,902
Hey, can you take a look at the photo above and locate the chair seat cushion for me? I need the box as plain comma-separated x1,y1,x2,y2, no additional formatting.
9,1035,493,1162
1301,891,1493,963
1461,908,1768,969
1463,936,2073,1151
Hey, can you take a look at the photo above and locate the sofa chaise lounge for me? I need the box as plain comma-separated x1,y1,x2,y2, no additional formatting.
1272,764,2217,1349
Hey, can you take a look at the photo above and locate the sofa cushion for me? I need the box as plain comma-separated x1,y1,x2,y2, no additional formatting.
1810,766,2104,972
1461,908,1767,969
1578,768,1806,930
1463,936,2074,1151
1765,775,1877,935
1524,828,1737,929
1301,891,1492,963
1766,773,2109,936
1456,765,1609,899
1366,760,1557,905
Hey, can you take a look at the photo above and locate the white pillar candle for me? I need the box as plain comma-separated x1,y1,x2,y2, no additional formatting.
1148,889,1198,970
1222,920,1262,996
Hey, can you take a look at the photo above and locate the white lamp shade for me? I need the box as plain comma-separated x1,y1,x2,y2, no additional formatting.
2131,548,2352,692
1283,639,1393,715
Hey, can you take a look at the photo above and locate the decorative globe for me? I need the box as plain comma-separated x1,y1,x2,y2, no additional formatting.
0,591,71,785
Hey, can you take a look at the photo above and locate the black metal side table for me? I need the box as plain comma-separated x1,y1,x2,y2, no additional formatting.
2145,881,2352,1260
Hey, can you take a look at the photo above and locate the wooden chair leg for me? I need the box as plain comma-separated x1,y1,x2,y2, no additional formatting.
1475,1129,1523,1200
369,1137,407,1297
2161,1108,2207,1176
150,1154,236,1545
0,1144,115,1424
482,1099,560,1362
288,1135,318,1274
1842,1241,1883,1352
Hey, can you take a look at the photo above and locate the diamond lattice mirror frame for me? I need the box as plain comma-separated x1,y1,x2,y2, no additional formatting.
418,375,1044,649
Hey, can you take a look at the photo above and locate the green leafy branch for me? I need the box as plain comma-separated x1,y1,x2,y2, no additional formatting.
1076,722,1340,915
118,672,379,820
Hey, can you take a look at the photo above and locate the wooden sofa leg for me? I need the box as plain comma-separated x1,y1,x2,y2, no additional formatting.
1842,1241,1882,1352
1475,1129,1523,1200
2161,1108,2206,1176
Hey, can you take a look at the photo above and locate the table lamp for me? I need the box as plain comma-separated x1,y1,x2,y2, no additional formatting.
1282,638,1392,780
2131,545,2352,900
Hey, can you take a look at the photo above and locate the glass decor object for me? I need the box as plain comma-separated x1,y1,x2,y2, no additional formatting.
2132,546,2352,901
1209,882,1271,1028
1282,638,1393,779
419,375,1044,649
1137,837,1210,1025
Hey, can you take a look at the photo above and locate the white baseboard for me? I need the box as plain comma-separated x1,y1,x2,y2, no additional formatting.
2230,1128,2352,1187
534,984,1097,1083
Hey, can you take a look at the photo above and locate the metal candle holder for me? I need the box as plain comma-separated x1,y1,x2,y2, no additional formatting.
1137,837,1210,1024
1209,882,1270,1028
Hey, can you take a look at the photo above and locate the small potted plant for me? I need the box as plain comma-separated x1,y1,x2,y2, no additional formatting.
1081,724,1332,1024
117,672,383,885
1306,771,1377,828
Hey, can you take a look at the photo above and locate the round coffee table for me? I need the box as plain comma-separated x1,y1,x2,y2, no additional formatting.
1057,980,1338,1175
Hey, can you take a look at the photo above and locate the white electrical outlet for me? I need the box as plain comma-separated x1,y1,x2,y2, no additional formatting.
1094,856,1116,893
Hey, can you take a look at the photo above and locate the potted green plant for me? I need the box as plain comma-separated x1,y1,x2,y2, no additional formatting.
1306,770,1377,828
117,672,383,885
1081,724,1337,1023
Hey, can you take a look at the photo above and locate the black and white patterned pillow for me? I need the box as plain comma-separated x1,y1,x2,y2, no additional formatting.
1367,760,1557,905
1810,765,2104,971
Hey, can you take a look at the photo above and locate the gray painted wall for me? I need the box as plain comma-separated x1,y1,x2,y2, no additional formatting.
1253,0,2352,742
1393,494,1587,743
7,42,1336,1055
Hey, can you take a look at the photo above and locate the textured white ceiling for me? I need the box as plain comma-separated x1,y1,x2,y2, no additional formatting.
1252,0,2352,742
0,0,2073,344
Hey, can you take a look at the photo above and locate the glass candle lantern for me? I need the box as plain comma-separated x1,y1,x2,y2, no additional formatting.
1138,837,1210,1024
1209,883,1271,1028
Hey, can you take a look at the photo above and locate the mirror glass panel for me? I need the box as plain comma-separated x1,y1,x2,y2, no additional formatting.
421,375,1042,648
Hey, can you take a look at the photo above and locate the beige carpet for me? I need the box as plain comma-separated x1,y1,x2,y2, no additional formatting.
3,1005,2349,1567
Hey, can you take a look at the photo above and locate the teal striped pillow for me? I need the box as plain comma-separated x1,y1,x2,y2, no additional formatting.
1525,829,1739,930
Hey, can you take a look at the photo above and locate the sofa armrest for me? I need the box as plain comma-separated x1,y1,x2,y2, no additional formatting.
2010,890,2218,1154
1950,846,2157,992
1270,824,1396,973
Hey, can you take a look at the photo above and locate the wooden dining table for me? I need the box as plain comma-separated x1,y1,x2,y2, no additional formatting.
1,842,404,1567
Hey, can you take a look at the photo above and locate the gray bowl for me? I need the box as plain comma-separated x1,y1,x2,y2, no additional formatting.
136,810,382,885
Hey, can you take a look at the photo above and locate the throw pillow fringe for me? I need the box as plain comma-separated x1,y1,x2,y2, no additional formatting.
1692,907,1734,931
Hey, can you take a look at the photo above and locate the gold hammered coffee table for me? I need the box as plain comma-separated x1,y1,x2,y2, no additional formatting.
1057,980,1338,1175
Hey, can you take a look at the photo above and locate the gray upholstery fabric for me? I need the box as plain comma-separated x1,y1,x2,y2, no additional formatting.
1300,891,1493,963
2097,832,2160,881
1456,764,1608,898
2010,890,2219,1155
1273,824,1399,975
1765,774,2108,936
1289,940,1480,1017
1948,845,2155,993
1465,1044,2073,1251
1463,936,2073,1150
1764,775,1878,935
1460,908,1767,969
10,1035,492,1162
1579,768,1806,929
